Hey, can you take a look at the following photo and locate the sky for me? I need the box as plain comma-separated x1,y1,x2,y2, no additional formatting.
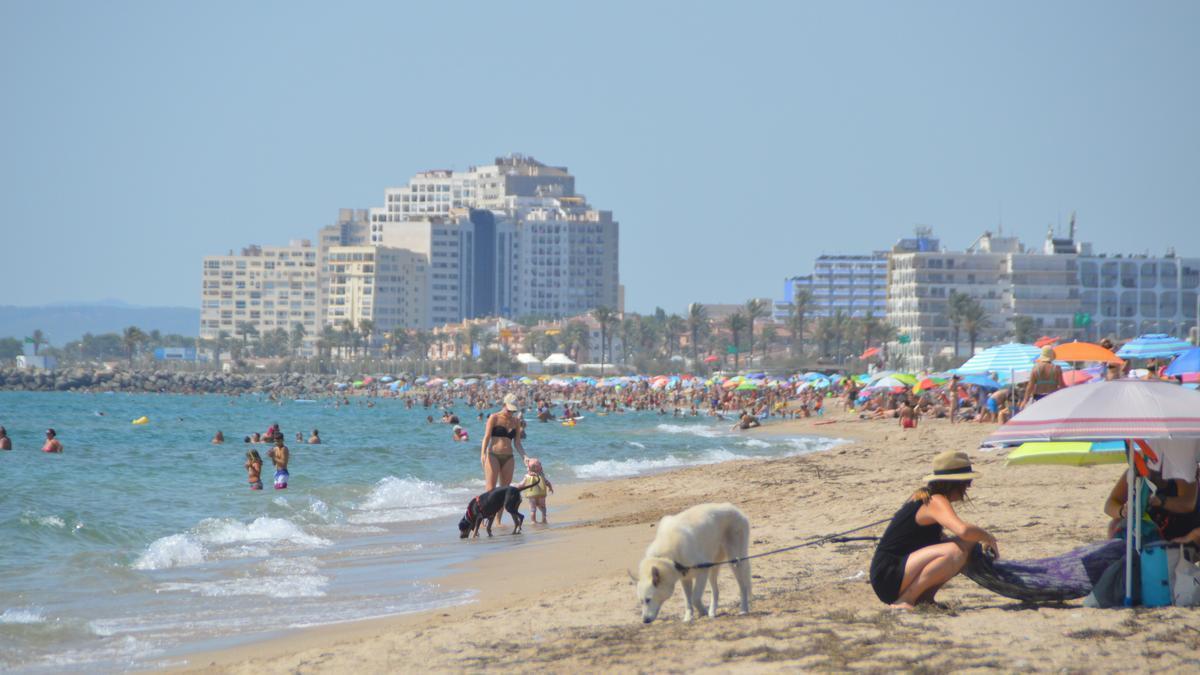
1,1,1197,315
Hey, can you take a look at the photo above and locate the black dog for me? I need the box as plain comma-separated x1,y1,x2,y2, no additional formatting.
459,483,538,538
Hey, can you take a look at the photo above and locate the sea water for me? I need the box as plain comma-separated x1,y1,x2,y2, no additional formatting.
0,391,841,671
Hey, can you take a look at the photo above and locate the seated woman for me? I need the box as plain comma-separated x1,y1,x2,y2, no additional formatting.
1104,463,1199,541
870,451,999,609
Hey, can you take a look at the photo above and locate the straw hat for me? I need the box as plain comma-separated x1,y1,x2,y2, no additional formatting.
502,393,520,412
922,451,983,482
1037,346,1056,362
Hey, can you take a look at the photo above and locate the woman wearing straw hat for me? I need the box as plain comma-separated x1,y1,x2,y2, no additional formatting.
1021,346,1066,408
870,451,999,609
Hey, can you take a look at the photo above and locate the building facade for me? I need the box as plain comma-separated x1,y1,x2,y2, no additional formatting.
324,245,428,336
1077,252,1200,340
775,254,888,322
200,241,320,355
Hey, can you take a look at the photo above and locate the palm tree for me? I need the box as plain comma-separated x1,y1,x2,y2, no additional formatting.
214,330,231,369
760,323,778,362
122,326,146,366
743,299,768,364
339,320,357,359
1012,315,1037,344
30,329,47,356
947,291,970,358
665,314,686,360
290,322,307,358
592,306,615,377
358,319,375,357
961,298,990,356
788,289,811,358
726,311,747,372
687,303,707,372
235,321,258,350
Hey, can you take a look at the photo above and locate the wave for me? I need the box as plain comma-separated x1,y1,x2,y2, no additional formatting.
349,476,474,524
627,441,646,449
0,607,46,624
740,438,771,448
783,437,845,456
157,558,328,599
133,517,330,571
572,449,744,479
655,423,723,438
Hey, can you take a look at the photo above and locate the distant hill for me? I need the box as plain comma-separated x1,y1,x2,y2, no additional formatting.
0,303,200,346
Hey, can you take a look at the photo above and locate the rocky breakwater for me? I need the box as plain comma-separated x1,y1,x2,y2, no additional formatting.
0,367,341,396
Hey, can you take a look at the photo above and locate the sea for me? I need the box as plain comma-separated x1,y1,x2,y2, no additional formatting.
0,391,841,671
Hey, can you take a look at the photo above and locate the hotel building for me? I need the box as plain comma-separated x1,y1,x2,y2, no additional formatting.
775,254,888,322
323,245,428,334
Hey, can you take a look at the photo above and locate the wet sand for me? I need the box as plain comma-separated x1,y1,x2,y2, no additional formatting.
175,411,1200,673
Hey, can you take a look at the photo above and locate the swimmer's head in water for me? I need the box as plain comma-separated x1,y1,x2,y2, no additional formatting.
45,428,55,438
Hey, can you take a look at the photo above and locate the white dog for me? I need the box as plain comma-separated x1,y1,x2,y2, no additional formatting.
636,503,751,623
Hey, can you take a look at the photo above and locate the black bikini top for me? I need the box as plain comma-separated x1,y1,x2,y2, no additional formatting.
491,424,516,439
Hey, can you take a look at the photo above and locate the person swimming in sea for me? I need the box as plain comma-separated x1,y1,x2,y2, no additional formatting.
212,430,225,444
0,426,11,450
42,429,63,453
245,450,263,490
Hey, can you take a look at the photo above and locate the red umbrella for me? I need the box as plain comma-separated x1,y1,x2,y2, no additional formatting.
1034,336,1060,348
1061,370,1094,386
860,347,881,359
703,355,720,363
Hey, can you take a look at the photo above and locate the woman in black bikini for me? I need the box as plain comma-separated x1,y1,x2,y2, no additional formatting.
482,393,528,492
870,451,998,609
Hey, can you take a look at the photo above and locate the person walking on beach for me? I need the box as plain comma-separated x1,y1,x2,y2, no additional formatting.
519,457,554,523
245,450,264,490
0,426,11,450
1022,346,1065,408
481,393,528,493
870,451,998,610
42,429,63,453
268,435,289,489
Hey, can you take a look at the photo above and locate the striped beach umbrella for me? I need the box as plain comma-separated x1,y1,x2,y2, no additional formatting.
984,380,1200,445
1116,334,1193,360
955,343,1041,375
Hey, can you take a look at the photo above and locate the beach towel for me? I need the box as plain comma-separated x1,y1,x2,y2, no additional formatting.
962,539,1125,603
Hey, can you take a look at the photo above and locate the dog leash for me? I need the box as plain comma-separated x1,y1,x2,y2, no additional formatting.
673,517,890,574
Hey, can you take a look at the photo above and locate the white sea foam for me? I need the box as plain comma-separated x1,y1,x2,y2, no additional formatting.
157,557,328,598
572,449,744,479
783,437,844,456
627,441,647,449
20,512,66,529
0,607,46,624
133,534,206,571
195,516,331,548
655,423,723,438
740,438,771,448
349,476,472,524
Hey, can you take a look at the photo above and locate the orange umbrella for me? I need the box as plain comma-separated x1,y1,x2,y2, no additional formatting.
1052,341,1124,364
860,347,881,359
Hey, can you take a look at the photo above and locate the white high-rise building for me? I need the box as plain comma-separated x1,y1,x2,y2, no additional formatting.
324,245,428,335
200,240,320,355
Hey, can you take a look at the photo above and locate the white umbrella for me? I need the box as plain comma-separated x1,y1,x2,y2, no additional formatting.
983,380,1200,606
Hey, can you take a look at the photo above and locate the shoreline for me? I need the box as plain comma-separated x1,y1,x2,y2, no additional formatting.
174,411,1200,672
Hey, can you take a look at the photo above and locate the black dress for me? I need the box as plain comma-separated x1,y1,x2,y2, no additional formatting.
870,500,944,604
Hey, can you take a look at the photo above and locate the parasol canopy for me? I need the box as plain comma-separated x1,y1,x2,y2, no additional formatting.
1116,334,1193,360
1051,341,1123,364
860,347,881,359
1005,440,1127,467
955,343,1040,375
1164,347,1200,377
983,380,1200,446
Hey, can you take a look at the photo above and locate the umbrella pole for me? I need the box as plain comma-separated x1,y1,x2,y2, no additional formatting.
1125,459,1135,607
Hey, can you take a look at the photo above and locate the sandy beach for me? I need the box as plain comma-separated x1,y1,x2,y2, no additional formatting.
176,412,1200,673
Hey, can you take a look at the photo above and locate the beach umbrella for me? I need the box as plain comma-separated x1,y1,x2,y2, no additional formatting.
1061,370,1095,386
955,343,1040,375
426,378,446,387
379,375,395,383
353,380,365,388
914,377,938,392
1164,347,1200,377
362,376,375,385
1116,334,1193,360
868,370,899,383
985,380,1200,445
984,380,1200,606
1052,341,1123,364
860,347,881,359
1034,336,1060,348
1005,441,1127,467
891,373,919,386
735,380,759,391
962,375,1001,390
868,376,909,390
704,354,721,363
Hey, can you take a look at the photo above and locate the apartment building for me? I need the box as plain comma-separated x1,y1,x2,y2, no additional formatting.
1077,252,1200,340
199,240,320,355
775,254,888,321
512,199,619,318
324,245,428,335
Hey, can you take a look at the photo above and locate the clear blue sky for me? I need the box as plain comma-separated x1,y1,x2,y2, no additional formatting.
2,1,1197,314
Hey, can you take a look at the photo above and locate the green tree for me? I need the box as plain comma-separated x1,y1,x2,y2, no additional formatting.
726,311,747,372
687,303,708,372
235,321,258,350
961,298,990,356
30,329,47,356
122,326,147,366
339,320,357,359
788,289,811,358
947,291,971,358
665,314,686,360
592,306,616,376
1012,315,1037,344
290,322,307,358
358,319,375,357
0,337,23,361
743,299,768,364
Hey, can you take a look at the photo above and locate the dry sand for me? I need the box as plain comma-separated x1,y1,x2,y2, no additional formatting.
176,412,1200,673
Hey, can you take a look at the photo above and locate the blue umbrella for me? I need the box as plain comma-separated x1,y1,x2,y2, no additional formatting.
962,375,1002,390
1164,347,1200,376
1117,334,1193,360
955,343,1041,375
